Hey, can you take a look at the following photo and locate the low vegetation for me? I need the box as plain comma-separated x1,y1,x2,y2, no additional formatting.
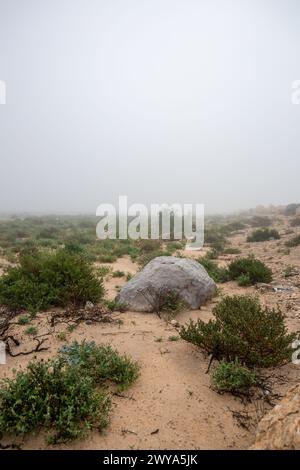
180,294,295,368
0,249,104,311
247,228,280,242
212,360,257,394
198,256,229,283
0,341,139,443
227,256,272,285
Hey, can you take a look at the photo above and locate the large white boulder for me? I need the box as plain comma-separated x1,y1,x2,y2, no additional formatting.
116,256,216,312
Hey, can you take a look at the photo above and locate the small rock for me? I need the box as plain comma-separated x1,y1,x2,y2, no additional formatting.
85,301,94,310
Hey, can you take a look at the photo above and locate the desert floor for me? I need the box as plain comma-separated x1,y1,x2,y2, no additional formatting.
0,215,300,450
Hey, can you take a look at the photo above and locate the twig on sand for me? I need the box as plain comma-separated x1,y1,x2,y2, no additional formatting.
6,336,49,357
205,354,215,374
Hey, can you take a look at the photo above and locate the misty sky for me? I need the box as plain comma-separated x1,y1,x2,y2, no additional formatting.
0,0,299,214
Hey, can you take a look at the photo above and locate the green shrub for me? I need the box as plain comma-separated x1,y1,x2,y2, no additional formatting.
104,299,128,312
0,357,111,443
98,265,111,277
198,256,229,283
25,326,38,336
227,256,272,285
159,290,186,315
247,228,280,242
112,270,125,278
180,294,295,367
212,360,257,394
221,221,246,233
0,249,104,311
286,235,300,248
236,274,252,286
0,341,139,443
59,341,139,391
18,315,30,325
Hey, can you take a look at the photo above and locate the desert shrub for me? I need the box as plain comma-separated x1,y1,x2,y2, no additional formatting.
137,285,186,316
105,299,128,312
236,273,252,286
221,221,246,234
25,326,38,336
98,265,111,277
159,290,186,314
249,215,272,227
212,360,257,394
97,253,117,263
59,341,139,391
223,247,241,254
180,295,295,367
290,217,300,227
227,256,272,285
18,315,30,325
247,228,280,242
198,256,229,283
0,341,139,443
0,357,111,443
0,249,104,310
112,270,125,278
286,235,300,248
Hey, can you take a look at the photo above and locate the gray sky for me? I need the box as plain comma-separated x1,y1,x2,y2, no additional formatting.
0,0,299,214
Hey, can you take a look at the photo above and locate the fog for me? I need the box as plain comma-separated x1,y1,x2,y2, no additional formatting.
0,0,299,215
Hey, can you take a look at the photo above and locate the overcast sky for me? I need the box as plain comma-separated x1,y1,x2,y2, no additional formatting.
0,0,299,214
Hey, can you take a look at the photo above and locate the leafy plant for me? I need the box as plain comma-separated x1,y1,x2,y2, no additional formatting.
0,249,104,310
212,360,257,394
59,341,139,391
227,256,272,285
0,357,111,443
18,315,30,325
180,294,295,367
25,326,38,336
0,341,139,443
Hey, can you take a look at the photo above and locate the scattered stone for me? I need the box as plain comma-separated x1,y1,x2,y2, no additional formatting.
85,301,94,310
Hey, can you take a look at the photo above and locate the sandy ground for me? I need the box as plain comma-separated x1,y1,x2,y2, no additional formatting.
0,216,300,450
